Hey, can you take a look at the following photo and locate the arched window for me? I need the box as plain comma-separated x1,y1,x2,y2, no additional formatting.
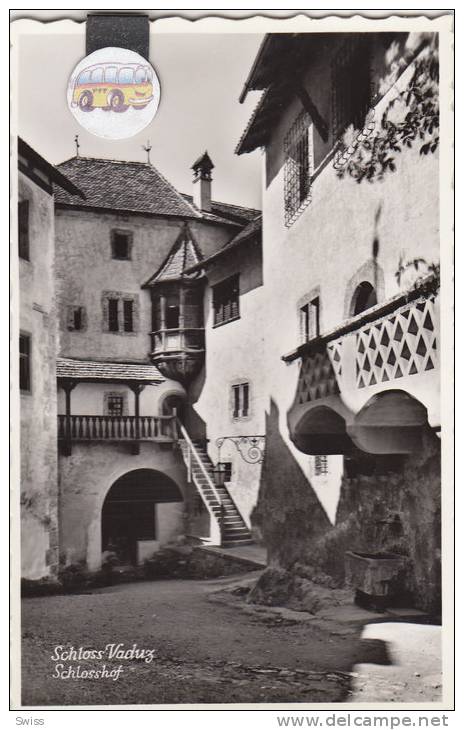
351,281,377,316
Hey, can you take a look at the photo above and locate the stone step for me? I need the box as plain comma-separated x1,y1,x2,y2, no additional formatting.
222,538,253,547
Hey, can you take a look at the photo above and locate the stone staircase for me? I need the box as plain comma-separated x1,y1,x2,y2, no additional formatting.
178,433,253,547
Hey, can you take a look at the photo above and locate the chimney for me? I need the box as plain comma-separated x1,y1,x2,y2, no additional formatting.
191,151,214,212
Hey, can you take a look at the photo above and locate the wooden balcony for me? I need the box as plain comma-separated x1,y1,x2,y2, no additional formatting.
149,328,205,384
285,276,440,455
58,414,177,451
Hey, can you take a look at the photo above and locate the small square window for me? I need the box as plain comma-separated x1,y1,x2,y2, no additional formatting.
105,393,125,417
19,333,31,392
111,230,132,260
67,305,86,332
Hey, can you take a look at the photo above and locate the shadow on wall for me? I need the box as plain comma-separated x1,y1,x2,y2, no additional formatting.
252,399,441,614
184,365,208,441
251,399,332,568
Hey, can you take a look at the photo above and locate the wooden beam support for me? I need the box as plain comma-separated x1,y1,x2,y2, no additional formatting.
295,83,329,143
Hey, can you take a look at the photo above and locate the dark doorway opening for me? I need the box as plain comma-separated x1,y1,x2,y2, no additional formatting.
161,394,185,422
351,281,377,315
102,469,183,565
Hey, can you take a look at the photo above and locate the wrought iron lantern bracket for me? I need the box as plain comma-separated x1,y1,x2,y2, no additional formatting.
216,435,266,465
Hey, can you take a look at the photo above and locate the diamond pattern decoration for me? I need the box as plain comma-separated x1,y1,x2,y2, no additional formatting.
355,296,438,389
298,348,340,404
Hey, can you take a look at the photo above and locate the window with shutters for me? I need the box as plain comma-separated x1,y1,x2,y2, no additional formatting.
213,275,240,327
231,381,250,420
123,299,134,333
19,332,31,393
18,200,30,260
300,296,320,343
67,305,86,332
111,229,132,260
102,292,138,334
108,298,119,332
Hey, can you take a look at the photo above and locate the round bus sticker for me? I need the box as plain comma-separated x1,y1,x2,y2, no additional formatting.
67,47,161,140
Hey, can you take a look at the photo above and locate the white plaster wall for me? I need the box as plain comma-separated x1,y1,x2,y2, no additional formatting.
157,502,184,544
57,380,185,417
54,209,233,362
58,442,191,570
193,243,266,526
19,173,59,579
258,50,439,525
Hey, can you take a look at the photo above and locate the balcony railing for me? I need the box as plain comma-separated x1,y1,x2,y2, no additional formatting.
150,328,205,355
284,277,440,425
58,414,177,443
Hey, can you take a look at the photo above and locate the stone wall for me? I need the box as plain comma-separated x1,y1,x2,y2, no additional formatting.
54,209,233,362
19,172,59,579
253,407,441,612
58,441,193,570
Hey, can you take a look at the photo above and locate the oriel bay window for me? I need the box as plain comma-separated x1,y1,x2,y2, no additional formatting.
213,275,240,327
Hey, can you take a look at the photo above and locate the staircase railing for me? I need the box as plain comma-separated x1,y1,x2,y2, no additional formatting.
177,420,222,545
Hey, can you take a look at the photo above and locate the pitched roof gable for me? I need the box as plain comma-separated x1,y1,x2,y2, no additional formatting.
54,157,201,219
143,224,204,286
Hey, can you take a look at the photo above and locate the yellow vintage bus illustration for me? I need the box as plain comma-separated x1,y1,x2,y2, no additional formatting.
71,62,154,112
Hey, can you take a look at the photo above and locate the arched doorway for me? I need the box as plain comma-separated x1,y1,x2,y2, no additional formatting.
101,469,183,564
351,281,377,316
161,393,185,422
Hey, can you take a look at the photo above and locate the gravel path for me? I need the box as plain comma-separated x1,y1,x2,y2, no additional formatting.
20,575,426,707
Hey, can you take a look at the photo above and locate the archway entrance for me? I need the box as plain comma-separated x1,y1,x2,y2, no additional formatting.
102,469,183,564
161,393,185,422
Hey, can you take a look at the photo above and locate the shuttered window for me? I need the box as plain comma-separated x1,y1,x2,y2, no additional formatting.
108,299,119,332
231,382,250,419
123,299,134,333
213,275,240,326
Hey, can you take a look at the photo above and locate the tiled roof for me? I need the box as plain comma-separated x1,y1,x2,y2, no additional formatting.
54,157,202,219
181,194,260,225
144,225,203,286
54,156,260,228
56,357,164,383
184,214,262,273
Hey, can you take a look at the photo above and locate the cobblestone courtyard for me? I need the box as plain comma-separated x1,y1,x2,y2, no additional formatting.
21,574,442,706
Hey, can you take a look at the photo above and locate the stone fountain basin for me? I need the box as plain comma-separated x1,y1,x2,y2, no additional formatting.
345,550,406,598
